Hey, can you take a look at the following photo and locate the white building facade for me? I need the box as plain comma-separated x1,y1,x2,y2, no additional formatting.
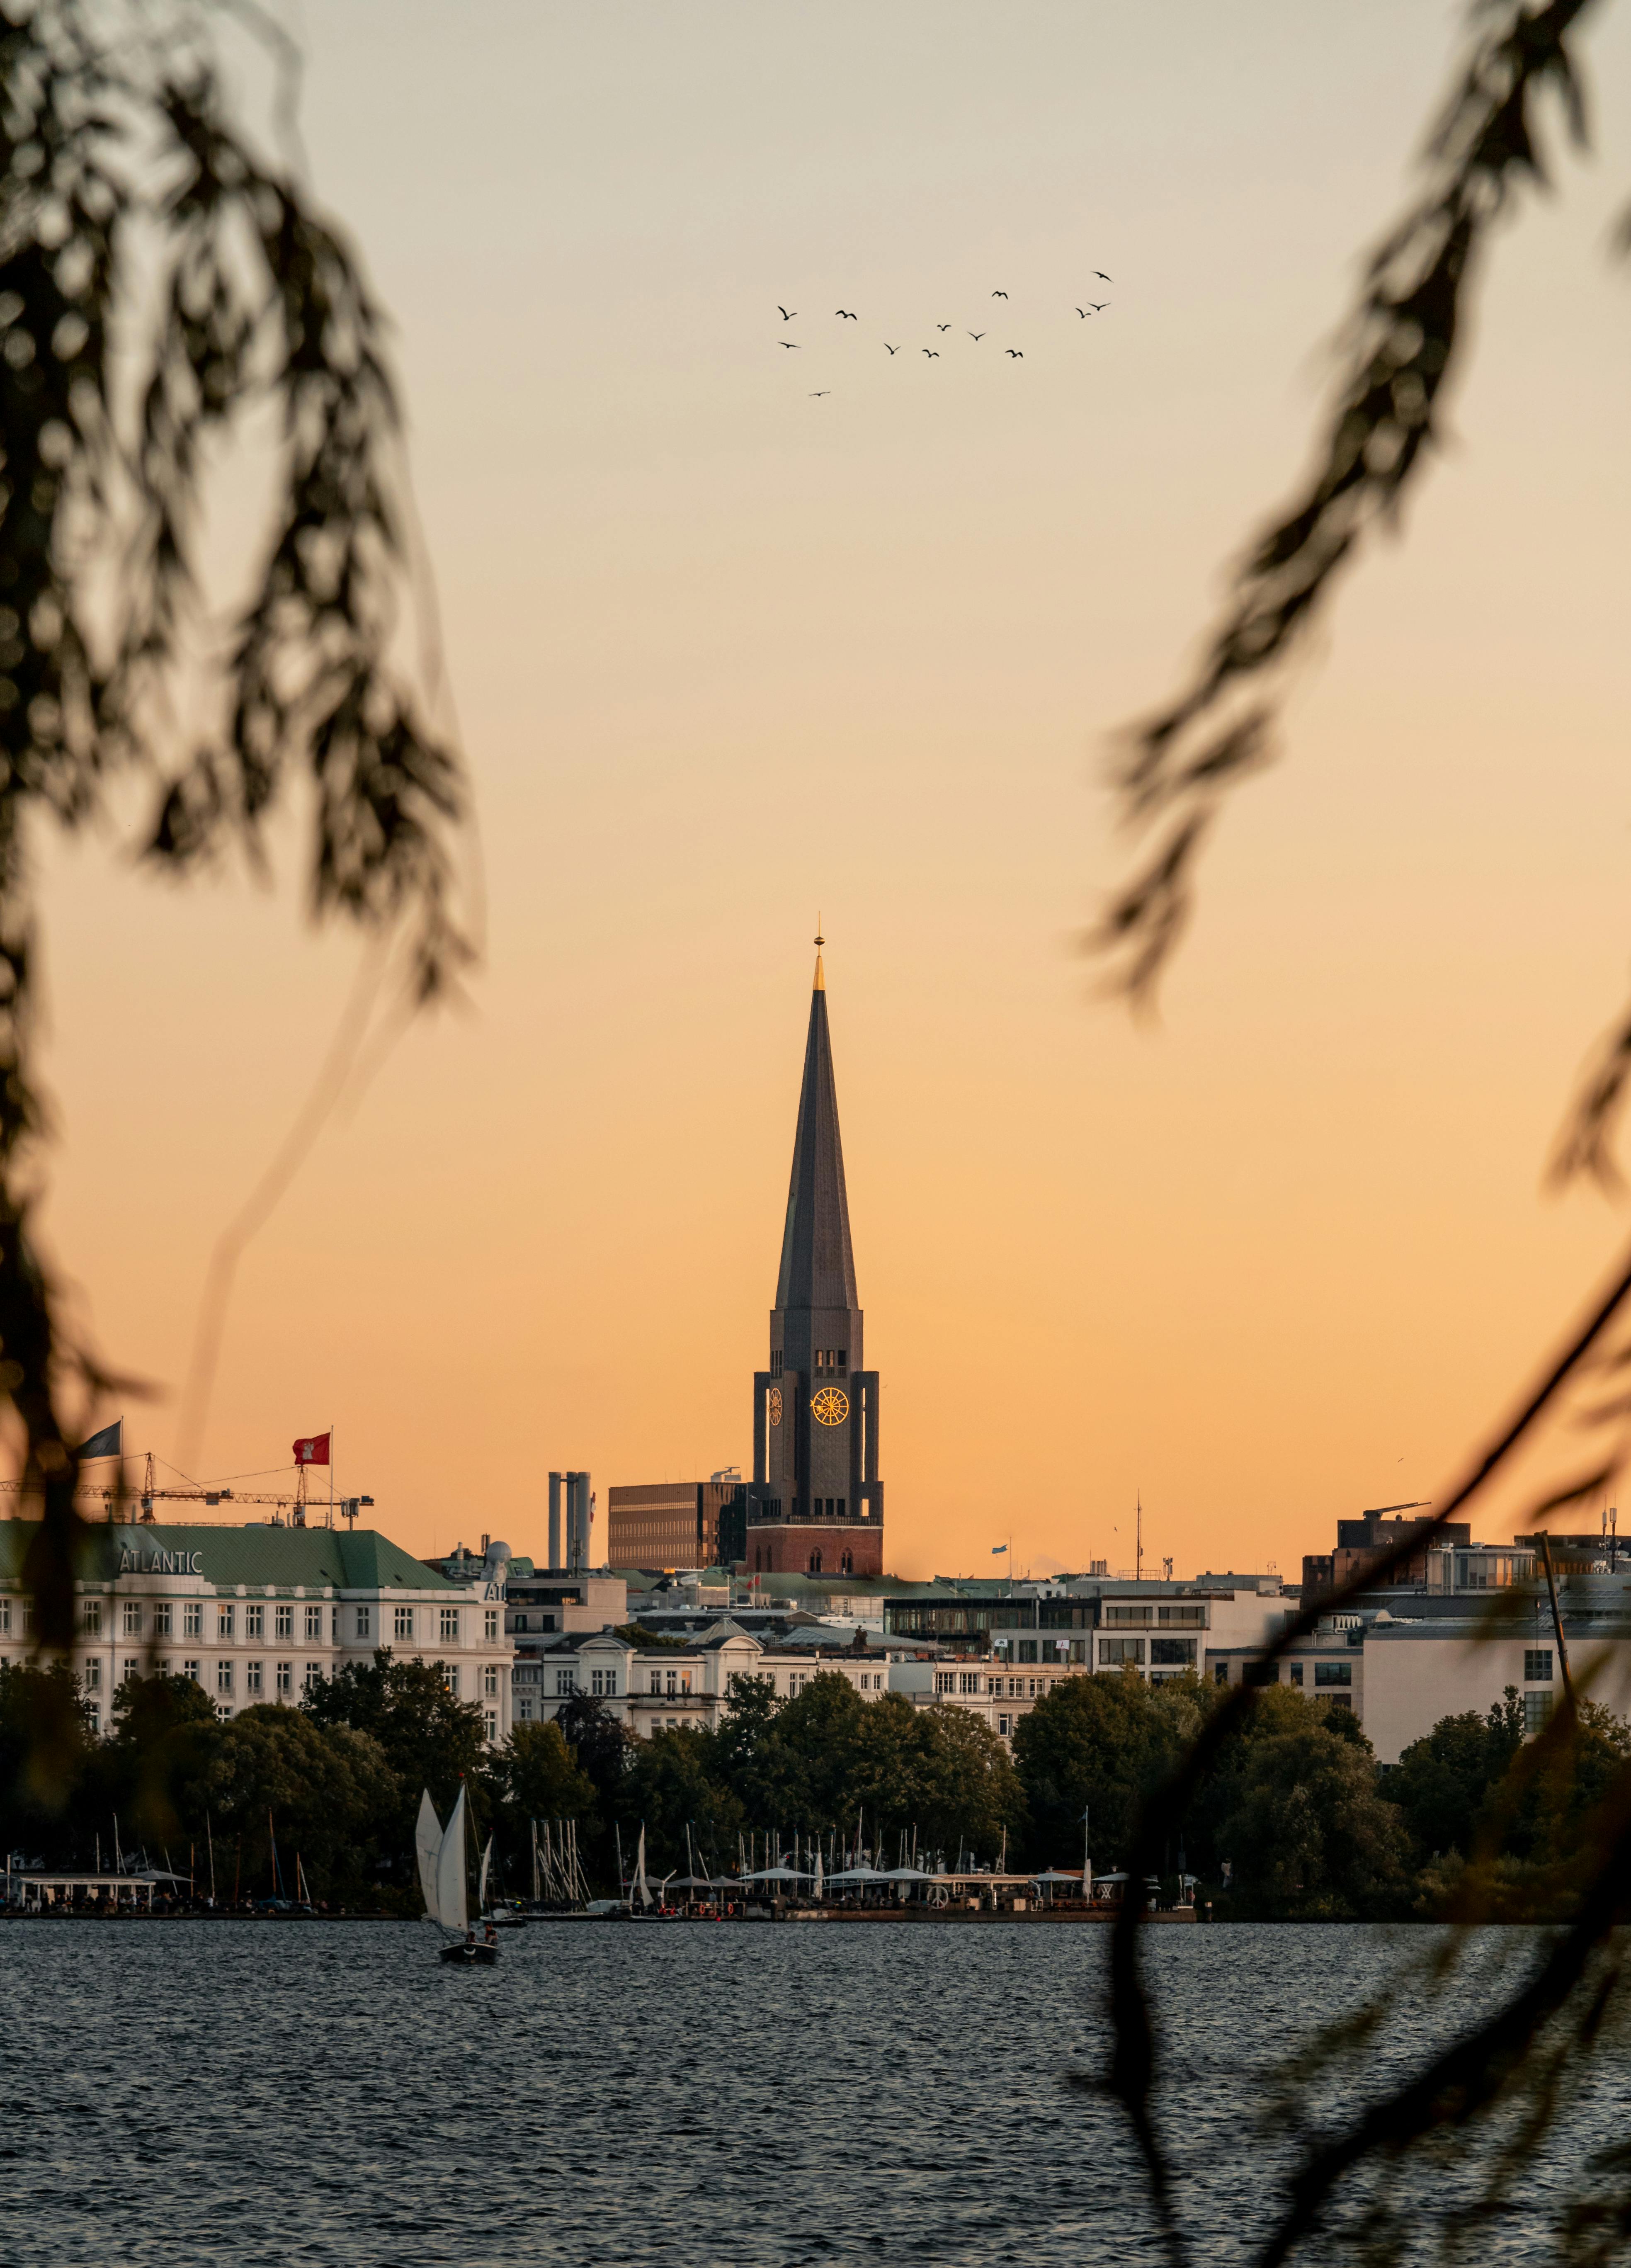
0,1520,515,1743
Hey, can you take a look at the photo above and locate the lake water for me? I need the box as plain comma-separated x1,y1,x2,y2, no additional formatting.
1,1919,1609,2265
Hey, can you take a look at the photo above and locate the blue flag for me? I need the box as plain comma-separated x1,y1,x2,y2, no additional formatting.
991,1544,1007,1555
78,1418,122,1462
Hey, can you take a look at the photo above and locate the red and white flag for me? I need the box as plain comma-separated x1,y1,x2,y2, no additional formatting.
293,1432,331,1467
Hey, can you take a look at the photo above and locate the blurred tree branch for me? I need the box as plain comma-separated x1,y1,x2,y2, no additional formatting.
1,0,471,1661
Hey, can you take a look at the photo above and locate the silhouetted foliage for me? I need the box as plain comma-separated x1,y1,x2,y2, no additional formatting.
0,0,470,1666
302,1648,484,1846
1093,4,1631,2258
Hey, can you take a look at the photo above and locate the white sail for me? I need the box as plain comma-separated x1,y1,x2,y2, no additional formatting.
436,1785,469,1937
478,1834,493,1912
813,1849,823,1899
415,1790,444,1925
633,1824,652,1909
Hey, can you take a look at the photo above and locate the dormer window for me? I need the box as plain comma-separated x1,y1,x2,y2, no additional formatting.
771,1350,784,1379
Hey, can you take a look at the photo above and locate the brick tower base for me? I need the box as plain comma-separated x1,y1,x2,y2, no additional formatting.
743,1523,883,1578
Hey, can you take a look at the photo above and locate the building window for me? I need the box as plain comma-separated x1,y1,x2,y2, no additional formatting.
22,1601,34,1636
440,1607,460,1641
184,1602,203,1638
83,1658,102,1692
149,1602,170,1638
246,1661,263,1696
959,1672,979,1695
394,1606,414,1641
998,1713,1010,1737
1313,1662,1352,1688
484,1711,498,1741
590,1668,605,1697
356,1605,371,1640
1525,1690,1555,1737
276,1662,292,1696
1214,1662,1229,1686
1018,1641,1039,1664
1524,1649,1553,1684
121,1600,142,1637
555,1668,576,1697
935,1671,954,1695
484,1663,500,1698
121,1658,138,1685
86,1701,100,1736
332,1609,340,1640
216,1661,233,1695
770,1349,783,1378
518,1698,534,1723
304,1605,322,1641
1289,1662,1303,1686
218,1605,235,1640
666,1670,678,1697
304,1662,321,1690
83,1600,103,1637
246,1603,264,1639
276,1603,294,1639
183,1659,200,1682
1098,1638,1145,1667
485,1608,499,1640
441,1664,460,1698
0,1599,10,1636
808,1551,822,1574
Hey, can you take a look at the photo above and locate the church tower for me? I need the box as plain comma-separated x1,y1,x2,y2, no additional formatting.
746,939,883,1578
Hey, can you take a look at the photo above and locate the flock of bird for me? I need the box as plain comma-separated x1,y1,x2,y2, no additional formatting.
774,280,1114,394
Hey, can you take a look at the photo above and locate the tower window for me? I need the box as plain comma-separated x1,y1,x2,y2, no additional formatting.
837,1350,847,1373
771,1350,783,1379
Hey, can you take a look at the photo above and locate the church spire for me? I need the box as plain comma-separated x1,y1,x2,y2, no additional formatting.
775,940,857,1312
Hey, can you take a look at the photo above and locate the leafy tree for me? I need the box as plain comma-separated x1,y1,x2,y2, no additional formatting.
0,1658,90,1857
210,1706,397,1901
303,1649,484,1848
900,1700,1027,1864
493,1719,596,1826
618,1726,744,1876
90,1671,223,1848
554,1690,635,1806
1386,1701,1524,1867
1012,1668,1195,1868
613,1625,688,1649
1210,1689,1411,1921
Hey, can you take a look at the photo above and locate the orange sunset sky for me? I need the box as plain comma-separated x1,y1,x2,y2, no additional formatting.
26,2,1631,1579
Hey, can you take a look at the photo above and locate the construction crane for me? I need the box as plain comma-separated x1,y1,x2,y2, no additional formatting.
0,1452,374,1528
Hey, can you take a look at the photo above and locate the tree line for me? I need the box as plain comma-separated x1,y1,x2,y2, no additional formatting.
4,1650,1624,1917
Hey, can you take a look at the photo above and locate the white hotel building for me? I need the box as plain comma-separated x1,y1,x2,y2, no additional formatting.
0,1520,515,1741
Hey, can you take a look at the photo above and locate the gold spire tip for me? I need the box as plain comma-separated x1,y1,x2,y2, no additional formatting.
813,916,825,991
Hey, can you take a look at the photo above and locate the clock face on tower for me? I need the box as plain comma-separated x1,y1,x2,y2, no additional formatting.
811,1386,849,1428
767,1387,783,1427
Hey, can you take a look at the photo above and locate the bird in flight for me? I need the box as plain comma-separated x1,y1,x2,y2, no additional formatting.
1005,348,1023,358
1087,301,1108,312
778,306,797,321
991,289,1008,299
1092,271,1112,282
936,323,951,332
922,347,939,357
809,390,830,396
1075,306,1095,318
835,308,858,319
967,331,985,341
780,340,801,349
884,343,900,354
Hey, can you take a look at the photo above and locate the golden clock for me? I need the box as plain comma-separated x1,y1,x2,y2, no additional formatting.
767,1387,783,1427
811,1386,849,1428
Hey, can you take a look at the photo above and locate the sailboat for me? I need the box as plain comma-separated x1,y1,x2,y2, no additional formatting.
415,1787,498,1965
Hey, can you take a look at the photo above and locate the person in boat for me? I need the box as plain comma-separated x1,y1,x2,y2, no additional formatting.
464,1929,477,1951
483,1921,498,1947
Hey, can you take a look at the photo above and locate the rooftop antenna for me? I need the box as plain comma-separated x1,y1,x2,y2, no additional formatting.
1136,1490,1143,1584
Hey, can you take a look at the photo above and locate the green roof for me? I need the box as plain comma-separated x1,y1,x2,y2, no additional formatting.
0,1521,461,1593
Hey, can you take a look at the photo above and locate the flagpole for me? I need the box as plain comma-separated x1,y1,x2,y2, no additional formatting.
330,1421,335,1530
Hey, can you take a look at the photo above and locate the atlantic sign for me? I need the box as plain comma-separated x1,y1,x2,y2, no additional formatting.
115,1547,204,1575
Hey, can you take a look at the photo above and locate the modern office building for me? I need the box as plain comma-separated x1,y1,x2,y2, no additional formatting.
606,1474,748,1571
747,940,883,1578
0,1518,515,1742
